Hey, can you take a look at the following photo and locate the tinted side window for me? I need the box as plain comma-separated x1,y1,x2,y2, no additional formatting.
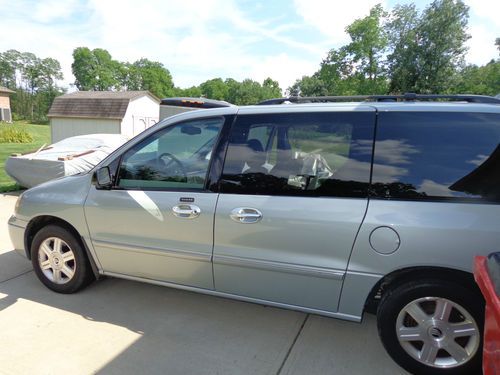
220,112,375,197
372,112,500,202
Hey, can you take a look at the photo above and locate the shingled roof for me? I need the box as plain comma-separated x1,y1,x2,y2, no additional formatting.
0,86,15,94
48,90,160,119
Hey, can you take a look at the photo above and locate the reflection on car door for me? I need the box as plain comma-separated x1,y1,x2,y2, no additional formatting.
213,109,376,312
84,117,226,289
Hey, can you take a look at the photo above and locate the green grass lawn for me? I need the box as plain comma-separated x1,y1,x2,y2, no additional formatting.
0,121,51,192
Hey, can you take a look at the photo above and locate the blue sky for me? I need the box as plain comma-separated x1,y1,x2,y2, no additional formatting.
0,0,498,91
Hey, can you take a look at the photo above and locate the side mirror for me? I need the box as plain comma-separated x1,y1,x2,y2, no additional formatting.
96,166,112,189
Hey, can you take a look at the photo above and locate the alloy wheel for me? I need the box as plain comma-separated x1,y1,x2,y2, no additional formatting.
38,237,77,284
396,296,479,369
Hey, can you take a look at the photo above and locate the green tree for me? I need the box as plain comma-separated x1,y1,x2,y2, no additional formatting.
317,48,356,95
262,77,282,98
40,58,63,91
18,53,47,119
124,58,175,98
344,4,388,93
1,49,64,122
294,0,471,97
223,78,282,105
20,53,65,121
199,78,229,100
72,47,121,91
92,48,120,90
0,49,21,89
415,0,469,93
310,5,388,96
174,86,202,97
387,0,470,93
288,75,329,96
386,4,420,93
36,58,64,121
71,47,96,90
224,78,240,103
453,60,500,95
20,52,43,94
496,37,500,54
231,79,263,105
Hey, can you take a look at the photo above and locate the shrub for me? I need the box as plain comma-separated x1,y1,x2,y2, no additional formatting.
0,127,34,143
12,112,24,122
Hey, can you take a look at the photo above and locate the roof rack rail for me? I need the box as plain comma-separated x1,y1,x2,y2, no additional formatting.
161,97,234,108
257,93,500,105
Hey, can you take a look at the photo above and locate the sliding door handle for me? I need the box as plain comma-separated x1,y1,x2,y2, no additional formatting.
230,207,263,223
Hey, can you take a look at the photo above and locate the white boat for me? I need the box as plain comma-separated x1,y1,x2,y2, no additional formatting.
5,134,128,188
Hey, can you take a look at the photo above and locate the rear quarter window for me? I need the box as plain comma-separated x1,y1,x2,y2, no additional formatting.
372,111,500,202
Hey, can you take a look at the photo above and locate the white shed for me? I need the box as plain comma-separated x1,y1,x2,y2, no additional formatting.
48,91,160,142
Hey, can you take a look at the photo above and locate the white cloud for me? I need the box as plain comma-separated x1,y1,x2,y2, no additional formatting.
249,53,319,92
69,0,319,89
465,0,500,25
467,154,488,166
1,0,497,96
33,0,80,23
466,25,498,65
0,1,89,88
293,0,387,45
464,0,500,65
418,179,454,197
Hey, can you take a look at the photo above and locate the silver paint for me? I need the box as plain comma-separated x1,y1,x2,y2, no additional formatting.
8,102,500,322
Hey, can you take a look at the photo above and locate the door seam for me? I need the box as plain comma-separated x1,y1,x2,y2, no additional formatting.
336,110,378,312
211,192,221,289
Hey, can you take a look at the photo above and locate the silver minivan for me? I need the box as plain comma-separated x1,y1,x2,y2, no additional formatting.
9,94,500,374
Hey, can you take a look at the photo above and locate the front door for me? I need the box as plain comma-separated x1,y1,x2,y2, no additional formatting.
213,109,376,312
84,116,226,289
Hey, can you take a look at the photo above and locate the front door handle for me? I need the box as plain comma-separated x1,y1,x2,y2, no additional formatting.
230,207,263,223
172,204,201,219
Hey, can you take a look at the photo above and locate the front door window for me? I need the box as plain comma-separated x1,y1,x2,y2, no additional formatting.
118,117,224,190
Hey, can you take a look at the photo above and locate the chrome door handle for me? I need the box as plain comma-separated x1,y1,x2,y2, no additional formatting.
230,207,263,223
172,204,201,219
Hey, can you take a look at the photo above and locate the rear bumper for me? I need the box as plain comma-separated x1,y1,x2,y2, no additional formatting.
8,215,28,258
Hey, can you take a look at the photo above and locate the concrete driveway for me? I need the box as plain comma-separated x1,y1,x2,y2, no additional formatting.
0,193,406,375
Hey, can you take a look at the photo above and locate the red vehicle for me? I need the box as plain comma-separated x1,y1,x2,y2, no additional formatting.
474,253,500,375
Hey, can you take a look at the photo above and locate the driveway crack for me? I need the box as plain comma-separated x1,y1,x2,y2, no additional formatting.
0,269,33,284
277,313,309,375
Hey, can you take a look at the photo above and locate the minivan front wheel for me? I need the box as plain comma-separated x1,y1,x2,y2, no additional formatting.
31,225,94,293
377,279,483,375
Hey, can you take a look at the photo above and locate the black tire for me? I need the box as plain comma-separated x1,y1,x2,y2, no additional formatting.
31,225,94,293
377,279,484,375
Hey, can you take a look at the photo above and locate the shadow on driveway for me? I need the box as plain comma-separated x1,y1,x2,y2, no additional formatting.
0,249,405,375
0,250,305,375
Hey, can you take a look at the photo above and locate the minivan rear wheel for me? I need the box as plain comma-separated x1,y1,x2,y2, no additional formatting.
377,279,483,375
31,225,94,293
